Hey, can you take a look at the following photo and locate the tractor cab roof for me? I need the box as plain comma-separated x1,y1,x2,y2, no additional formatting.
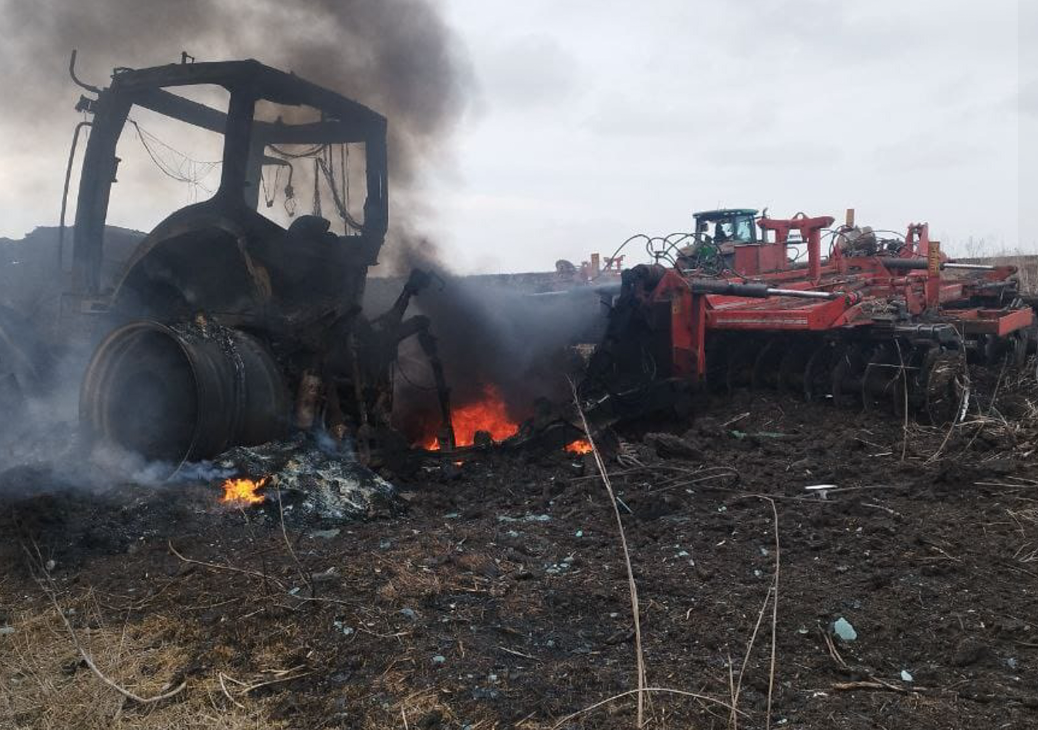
104,59,386,144
693,208,759,221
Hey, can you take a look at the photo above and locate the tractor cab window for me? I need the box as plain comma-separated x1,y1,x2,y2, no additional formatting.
105,85,229,231
250,100,368,236
92,85,230,285
732,215,755,243
706,215,756,245
713,221,734,243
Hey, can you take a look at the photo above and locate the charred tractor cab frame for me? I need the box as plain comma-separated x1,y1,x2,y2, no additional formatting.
62,53,453,469
69,53,387,300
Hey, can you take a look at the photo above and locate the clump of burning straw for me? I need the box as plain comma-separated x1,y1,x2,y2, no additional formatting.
221,477,268,505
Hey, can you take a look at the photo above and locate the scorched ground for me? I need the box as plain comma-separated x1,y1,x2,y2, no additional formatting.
2,383,1038,729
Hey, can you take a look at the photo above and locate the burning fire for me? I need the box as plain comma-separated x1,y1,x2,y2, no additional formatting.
565,439,593,454
220,476,268,505
423,384,519,450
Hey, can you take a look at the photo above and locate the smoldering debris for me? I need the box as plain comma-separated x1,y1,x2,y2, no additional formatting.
377,230,607,440
215,434,398,521
381,270,606,442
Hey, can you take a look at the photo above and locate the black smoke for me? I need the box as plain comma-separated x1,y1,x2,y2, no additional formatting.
373,232,606,443
0,0,471,186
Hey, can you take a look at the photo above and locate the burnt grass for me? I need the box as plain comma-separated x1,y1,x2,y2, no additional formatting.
3,391,1038,729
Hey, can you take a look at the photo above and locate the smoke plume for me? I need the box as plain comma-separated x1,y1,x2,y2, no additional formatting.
376,231,605,442
0,0,471,186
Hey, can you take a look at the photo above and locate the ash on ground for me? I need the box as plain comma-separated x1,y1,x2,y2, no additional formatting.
213,434,398,521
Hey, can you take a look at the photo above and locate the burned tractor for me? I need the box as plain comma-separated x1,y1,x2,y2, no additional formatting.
584,213,1033,424
1,54,454,469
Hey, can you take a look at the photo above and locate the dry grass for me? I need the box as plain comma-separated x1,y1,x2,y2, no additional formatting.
358,670,466,730
0,591,288,730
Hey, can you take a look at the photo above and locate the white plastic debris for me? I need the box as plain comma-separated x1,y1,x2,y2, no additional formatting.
900,669,914,682
832,617,857,642
804,484,838,500
309,528,340,540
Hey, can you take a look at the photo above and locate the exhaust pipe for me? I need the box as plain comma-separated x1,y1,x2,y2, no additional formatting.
80,320,289,468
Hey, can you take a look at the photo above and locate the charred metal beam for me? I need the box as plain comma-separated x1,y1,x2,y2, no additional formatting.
134,87,228,134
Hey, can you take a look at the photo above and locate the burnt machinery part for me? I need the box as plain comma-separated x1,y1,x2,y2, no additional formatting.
81,320,289,468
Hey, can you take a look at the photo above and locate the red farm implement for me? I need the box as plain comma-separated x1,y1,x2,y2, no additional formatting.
583,213,1032,424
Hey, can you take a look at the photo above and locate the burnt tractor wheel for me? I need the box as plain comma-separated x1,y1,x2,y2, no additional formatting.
80,320,290,469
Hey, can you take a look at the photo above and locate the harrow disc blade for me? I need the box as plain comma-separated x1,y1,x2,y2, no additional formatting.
831,342,867,408
704,334,730,392
861,342,904,413
920,350,968,425
778,337,815,394
803,340,838,402
1009,331,1028,371
725,338,760,392
751,337,786,390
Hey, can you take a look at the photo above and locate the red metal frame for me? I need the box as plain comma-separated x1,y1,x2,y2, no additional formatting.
652,215,1032,382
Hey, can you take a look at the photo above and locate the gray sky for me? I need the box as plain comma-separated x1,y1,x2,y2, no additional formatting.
0,0,1030,274
428,0,1028,272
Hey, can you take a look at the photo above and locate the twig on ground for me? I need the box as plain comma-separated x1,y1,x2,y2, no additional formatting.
732,581,770,728
831,680,912,693
765,497,780,730
498,645,541,662
725,497,781,729
721,412,751,428
168,541,288,591
861,502,899,516
275,482,314,597
240,669,312,693
727,651,738,730
822,631,847,668
551,687,745,729
822,627,921,695
926,344,972,464
896,340,909,462
570,378,646,728
218,672,246,709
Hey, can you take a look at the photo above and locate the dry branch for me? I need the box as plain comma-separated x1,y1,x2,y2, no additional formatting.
570,379,646,727
765,497,780,730
29,546,187,705
168,541,287,590
550,687,745,730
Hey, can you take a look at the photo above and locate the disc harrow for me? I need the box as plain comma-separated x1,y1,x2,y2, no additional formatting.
584,213,1034,425
705,332,985,424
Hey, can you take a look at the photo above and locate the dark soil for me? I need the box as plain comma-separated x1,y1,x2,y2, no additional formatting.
3,391,1038,729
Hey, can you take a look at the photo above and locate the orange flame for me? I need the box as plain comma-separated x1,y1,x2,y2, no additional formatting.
220,477,268,505
423,384,519,450
565,439,593,454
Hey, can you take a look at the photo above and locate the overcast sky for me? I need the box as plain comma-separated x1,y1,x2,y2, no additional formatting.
429,0,1030,272
0,0,1032,274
